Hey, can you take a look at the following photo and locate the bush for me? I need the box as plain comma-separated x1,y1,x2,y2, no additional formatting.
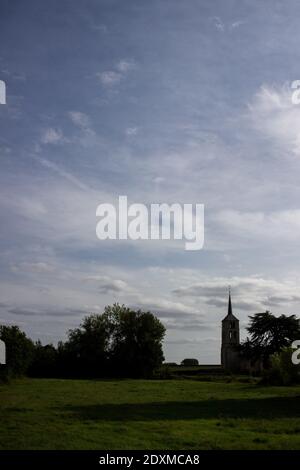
262,347,300,385
181,358,199,366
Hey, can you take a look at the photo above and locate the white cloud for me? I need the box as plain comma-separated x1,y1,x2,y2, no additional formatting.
67,110,96,147
41,128,64,145
11,262,55,274
133,296,200,316
116,59,136,73
230,20,245,30
214,208,300,241
212,16,225,32
248,83,300,156
125,127,138,136
97,58,136,88
173,276,300,312
68,111,91,128
97,71,122,87
84,275,129,294
153,176,165,184
211,17,245,33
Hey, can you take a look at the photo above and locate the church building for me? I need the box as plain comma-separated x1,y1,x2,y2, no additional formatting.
221,290,240,371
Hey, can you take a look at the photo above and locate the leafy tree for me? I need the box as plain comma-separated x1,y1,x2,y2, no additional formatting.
60,314,109,377
103,304,166,377
61,304,166,378
240,311,300,365
0,305,166,379
0,325,34,379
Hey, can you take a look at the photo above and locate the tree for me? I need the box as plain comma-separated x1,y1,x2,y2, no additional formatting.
240,311,300,366
0,325,34,379
29,341,58,377
103,304,166,377
61,304,166,378
60,314,110,377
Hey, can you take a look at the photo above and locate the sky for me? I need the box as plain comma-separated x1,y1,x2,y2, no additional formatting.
1,0,300,363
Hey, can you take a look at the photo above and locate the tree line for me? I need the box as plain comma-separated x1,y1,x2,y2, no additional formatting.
0,306,299,384
0,304,166,381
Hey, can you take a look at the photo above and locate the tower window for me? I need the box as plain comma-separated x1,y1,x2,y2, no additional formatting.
230,321,235,329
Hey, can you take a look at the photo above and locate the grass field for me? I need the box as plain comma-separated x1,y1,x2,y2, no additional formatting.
1,378,300,449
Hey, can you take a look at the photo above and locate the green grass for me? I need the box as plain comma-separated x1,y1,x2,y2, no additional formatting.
1,378,300,449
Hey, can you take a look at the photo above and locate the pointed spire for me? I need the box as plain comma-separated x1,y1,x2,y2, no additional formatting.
228,286,232,316
222,286,238,322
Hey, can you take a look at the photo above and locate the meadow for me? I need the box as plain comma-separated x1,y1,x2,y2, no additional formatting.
0,378,300,450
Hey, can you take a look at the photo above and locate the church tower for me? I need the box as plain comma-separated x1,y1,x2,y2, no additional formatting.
221,289,240,371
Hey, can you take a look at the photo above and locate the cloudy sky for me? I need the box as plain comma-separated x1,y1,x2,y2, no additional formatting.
1,0,300,363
